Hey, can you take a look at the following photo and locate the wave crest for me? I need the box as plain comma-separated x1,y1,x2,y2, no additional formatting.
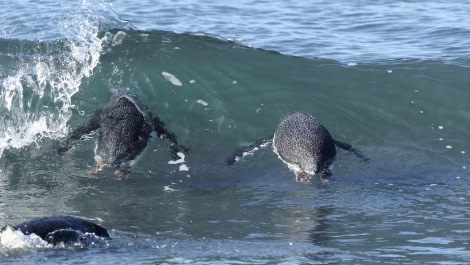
0,0,128,157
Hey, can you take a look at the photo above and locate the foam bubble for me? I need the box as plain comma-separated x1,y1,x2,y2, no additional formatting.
196,99,209,106
162,72,183,86
111,31,127,47
163,186,179,192
168,152,186,164
179,164,190,171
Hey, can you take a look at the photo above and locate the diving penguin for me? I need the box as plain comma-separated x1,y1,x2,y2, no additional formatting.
59,88,189,179
227,112,367,182
1,216,109,246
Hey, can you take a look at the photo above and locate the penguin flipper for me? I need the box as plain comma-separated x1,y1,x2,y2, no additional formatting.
152,116,190,159
227,136,273,165
334,140,369,162
58,110,102,155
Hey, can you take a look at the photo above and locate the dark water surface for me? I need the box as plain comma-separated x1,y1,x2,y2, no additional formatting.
1,0,470,264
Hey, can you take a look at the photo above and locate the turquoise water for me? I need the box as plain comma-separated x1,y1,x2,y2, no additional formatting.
1,0,470,264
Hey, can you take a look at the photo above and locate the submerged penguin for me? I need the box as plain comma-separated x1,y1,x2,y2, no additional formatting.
59,88,189,179
227,112,367,182
1,216,109,246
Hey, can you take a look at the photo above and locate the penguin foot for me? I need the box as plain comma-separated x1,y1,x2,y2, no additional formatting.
295,171,312,183
86,166,102,175
320,170,334,183
86,159,105,175
115,169,130,180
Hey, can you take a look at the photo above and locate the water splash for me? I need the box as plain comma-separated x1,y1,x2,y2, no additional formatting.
0,225,50,249
0,0,123,157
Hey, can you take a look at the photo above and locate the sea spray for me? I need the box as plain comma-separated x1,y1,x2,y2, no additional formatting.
0,0,125,158
0,225,49,249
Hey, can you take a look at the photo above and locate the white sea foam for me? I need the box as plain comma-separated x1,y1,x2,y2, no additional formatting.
179,164,190,171
168,152,186,164
0,1,110,158
167,152,190,172
196,99,209,106
162,72,183,86
163,185,179,192
111,31,127,47
0,225,50,249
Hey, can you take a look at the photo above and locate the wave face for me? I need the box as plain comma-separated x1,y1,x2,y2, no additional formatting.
2,26,469,166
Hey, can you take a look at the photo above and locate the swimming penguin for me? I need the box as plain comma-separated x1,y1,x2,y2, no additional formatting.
227,112,367,182
59,88,189,179
1,216,110,246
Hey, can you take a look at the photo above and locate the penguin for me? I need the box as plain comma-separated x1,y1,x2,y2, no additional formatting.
1,216,109,246
227,112,367,182
59,88,189,179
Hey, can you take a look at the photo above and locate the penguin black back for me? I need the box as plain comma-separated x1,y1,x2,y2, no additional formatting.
12,216,110,245
273,112,337,175
97,96,152,167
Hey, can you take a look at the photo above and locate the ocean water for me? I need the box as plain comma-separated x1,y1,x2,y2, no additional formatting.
1,0,470,264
